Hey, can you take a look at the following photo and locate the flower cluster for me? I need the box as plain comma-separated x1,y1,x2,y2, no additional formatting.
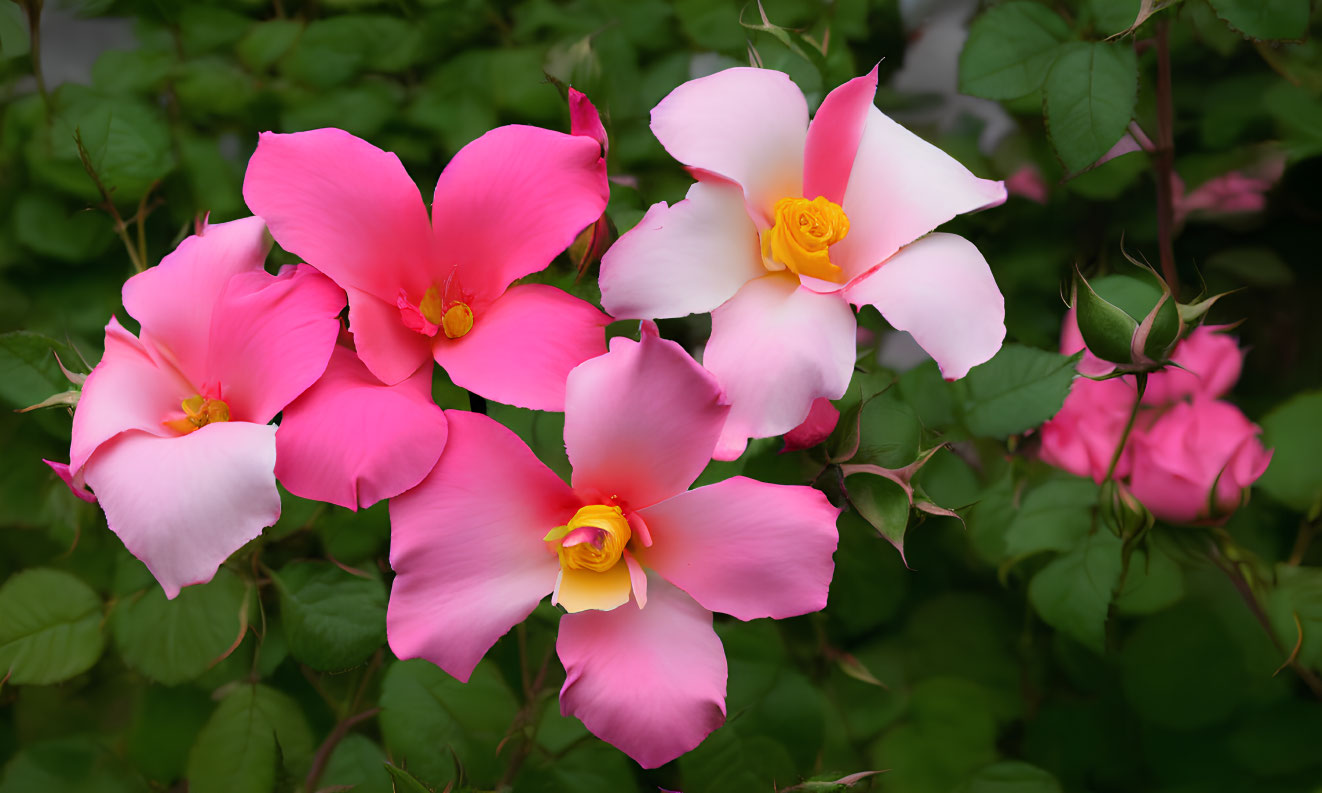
45,70,1012,766
1040,310,1272,524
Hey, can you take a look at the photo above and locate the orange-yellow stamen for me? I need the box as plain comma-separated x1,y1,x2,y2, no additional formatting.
761,196,850,283
441,303,473,339
419,286,445,327
544,504,631,573
162,395,230,435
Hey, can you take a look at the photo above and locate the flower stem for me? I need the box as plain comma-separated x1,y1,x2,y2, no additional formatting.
1152,17,1179,299
1104,373,1147,484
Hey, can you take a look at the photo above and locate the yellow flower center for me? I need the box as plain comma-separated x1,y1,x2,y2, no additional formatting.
162,395,230,435
544,504,631,573
419,286,473,339
761,196,850,283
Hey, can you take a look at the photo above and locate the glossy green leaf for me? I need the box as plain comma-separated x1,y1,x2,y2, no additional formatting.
1044,42,1138,173
958,2,1072,100
960,344,1078,437
274,561,386,671
0,568,104,685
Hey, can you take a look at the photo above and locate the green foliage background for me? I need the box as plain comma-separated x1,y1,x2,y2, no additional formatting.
2,1,1322,792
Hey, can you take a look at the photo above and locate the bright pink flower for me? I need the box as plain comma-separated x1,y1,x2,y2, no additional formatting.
599,67,1006,459
47,218,344,597
1038,375,1137,483
782,397,840,453
387,325,839,767
242,91,611,411
1172,155,1284,227
1127,398,1272,525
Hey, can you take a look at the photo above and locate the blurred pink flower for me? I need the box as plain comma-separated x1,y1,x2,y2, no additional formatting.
242,91,611,411
47,218,344,597
1004,165,1048,204
600,67,1006,460
386,324,839,767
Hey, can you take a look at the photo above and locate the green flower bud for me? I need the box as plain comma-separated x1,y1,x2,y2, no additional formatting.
1073,268,1181,371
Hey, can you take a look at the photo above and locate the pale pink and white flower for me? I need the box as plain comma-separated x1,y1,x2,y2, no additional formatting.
242,91,611,411
47,217,344,597
599,67,1007,459
386,324,839,767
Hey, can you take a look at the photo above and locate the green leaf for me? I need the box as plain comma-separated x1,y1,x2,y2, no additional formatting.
1044,41,1138,174
178,5,252,55
845,474,911,560
111,567,248,685
1258,390,1322,514
185,684,314,793
1004,476,1098,560
1087,0,1143,37
128,686,214,785
0,2,30,60
320,734,393,793
90,49,173,95
379,659,518,789
13,192,114,263
1267,564,1322,671
1113,544,1184,616
956,761,1063,793
383,764,433,793
958,2,1073,100
39,87,174,204
1028,531,1122,651
0,331,86,409
236,19,303,72
274,561,386,672
0,738,147,793
960,344,1078,437
854,393,922,468
677,726,796,793
0,568,104,685
1208,0,1308,41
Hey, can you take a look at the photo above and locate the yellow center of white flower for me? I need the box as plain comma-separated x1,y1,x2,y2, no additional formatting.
544,504,635,613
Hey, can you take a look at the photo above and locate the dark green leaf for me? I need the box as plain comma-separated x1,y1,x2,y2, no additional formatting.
1003,476,1097,560
185,684,314,793
1028,531,1122,651
0,568,104,685
0,738,147,793
384,764,433,793
1258,390,1322,514
854,393,922,468
13,193,114,263
274,561,386,671
956,761,1063,793
0,331,86,409
112,567,248,685
1208,0,1308,41
0,2,30,60
320,734,393,793
1044,42,1138,173
1267,564,1322,671
236,19,303,72
960,344,1078,437
959,2,1072,100
845,474,911,559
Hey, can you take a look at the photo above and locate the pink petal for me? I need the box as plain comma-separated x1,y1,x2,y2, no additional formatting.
81,422,280,599
782,397,840,453
637,476,839,620
205,264,344,424
430,284,609,411
345,287,434,386
569,88,608,156
704,274,856,461
121,216,271,388
70,318,193,474
242,129,435,302
430,125,607,301
387,410,577,682
276,346,446,509
564,325,728,510
803,67,878,206
557,574,726,768
599,180,764,320
830,106,1006,283
845,233,1005,381
44,459,96,504
650,67,808,224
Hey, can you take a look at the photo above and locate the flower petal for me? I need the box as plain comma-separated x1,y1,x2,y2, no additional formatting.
431,125,607,301
782,397,840,453
557,574,726,768
431,284,609,411
704,273,856,461
650,67,807,223
845,233,1005,381
121,216,270,388
387,411,577,682
803,67,877,206
637,477,838,620
569,88,608,155
553,564,632,614
206,264,345,424
276,346,446,509
831,106,1006,282
44,459,96,504
565,324,728,510
599,180,763,320
345,287,434,387
82,422,280,599
70,318,192,474
242,129,435,302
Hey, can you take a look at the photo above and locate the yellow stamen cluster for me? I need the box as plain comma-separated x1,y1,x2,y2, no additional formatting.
162,395,230,435
761,196,850,283
544,504,631,573
420,286,474,339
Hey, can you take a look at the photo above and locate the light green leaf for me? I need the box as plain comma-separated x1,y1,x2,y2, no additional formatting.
111,567,247,685
274,561,386,672
1258,390,1322,514
1044,41,1139,174
960,344,1079,438
1028,531,1122,651
959,2,1073,100
185,685,313,793
13,192,114,263
1208,0,1308,41
0,568,104,685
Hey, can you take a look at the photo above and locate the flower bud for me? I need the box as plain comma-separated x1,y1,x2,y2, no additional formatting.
1072,268,1181,371
1100,478,1153,539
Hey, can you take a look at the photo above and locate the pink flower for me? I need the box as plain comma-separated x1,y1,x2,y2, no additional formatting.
1004,165,1049,204
1127,398,1272,525
1172,155,1285,227
1038,375,1137,483
242,91,611,411
599,67,1006,459
386,325,839,767
46,218,344,597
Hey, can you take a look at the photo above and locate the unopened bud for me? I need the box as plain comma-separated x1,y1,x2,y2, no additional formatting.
1073,268,1181,371
1100,479,1153,539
